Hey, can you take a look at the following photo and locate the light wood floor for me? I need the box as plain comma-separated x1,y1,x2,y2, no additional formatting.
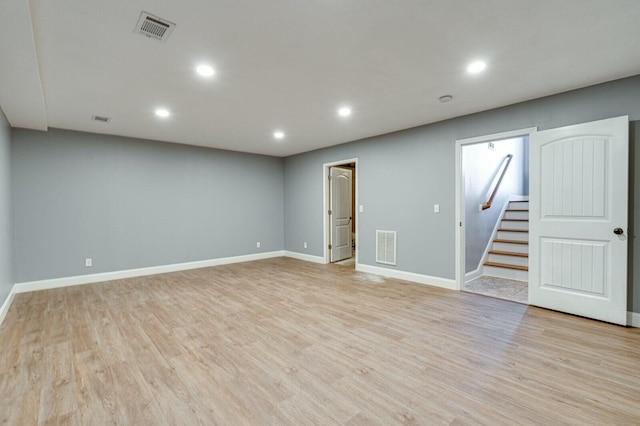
1,258,639,425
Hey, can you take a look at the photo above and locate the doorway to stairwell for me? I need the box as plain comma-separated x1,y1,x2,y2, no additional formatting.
456,130,532,304
456,118,628,324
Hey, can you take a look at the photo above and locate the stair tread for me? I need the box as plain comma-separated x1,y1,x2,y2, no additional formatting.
501,219,529,222
484,261,529,271
505,209,530,212
509,200,530,203
494,239,529,245
488,250,528,258
498,228,529,232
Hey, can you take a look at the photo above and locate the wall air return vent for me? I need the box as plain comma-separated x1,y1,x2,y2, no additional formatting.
376,230,397,265
134,12,176,42
91,115,111,123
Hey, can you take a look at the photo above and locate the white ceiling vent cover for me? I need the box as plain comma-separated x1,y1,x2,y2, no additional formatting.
91,115,111,123
134,12,176,42
376,230,397,265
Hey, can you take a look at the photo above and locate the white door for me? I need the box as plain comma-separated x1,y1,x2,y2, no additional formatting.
330,167,353,262
530,116,628,325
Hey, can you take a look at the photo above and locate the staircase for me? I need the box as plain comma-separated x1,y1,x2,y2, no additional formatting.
483,200,529,281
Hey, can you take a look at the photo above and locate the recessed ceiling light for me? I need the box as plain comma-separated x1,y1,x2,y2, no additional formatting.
155,108,170,118
439,95,453,103
196,64,215,77
273,131,285,139
467,61,487,74
338,107,352,117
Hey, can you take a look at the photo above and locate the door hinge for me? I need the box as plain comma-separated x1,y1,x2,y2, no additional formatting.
460,221,462,227
328,244,332,250
328,175,332,180
328,210,332,215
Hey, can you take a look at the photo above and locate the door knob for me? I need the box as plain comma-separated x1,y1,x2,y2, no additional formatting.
613,228,624,235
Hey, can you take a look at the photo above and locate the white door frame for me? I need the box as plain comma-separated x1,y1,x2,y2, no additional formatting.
455,128,537,291
323,158,359,265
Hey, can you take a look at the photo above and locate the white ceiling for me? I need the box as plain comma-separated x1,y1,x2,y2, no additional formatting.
2,0,640,156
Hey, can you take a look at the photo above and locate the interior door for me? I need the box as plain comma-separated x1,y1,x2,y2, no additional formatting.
330,167,353,262
529,116,628,325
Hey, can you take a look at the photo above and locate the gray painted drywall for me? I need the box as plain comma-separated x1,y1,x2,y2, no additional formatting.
285,123,457,279
12,128,284,282
0,108,12,306
463,138,526,273
284,74,640,313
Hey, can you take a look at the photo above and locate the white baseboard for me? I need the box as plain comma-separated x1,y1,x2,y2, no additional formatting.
465,267,482,283
356,264,456,290
283,251,325,264
6,252,638,328
0,285,16,327
13,251,286,294
0,286,16,325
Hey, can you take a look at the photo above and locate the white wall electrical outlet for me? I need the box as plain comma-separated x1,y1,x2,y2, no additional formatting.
256,242,261,248
359,205,364,213
304,242,308,249
434,204,440,213
85,258,92,267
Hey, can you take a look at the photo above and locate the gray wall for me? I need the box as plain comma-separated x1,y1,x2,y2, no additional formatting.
6,76,640,313
284,75,640,313
285,123,458,280
12,129,284,282
0,108,12,306
463,138,526,273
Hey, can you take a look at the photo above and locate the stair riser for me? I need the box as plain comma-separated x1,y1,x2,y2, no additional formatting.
493,242,529,254
497,231,529,241
483,266,529,282
508,202,529,211
487,254,529,267
504,211,529,220
500,220,528,230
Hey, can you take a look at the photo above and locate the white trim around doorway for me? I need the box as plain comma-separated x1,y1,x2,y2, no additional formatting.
455,127,537,291
323,158,359,265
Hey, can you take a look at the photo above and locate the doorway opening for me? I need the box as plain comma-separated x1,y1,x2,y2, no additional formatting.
323,159,358,267
455,128,536,304
457,118,628,324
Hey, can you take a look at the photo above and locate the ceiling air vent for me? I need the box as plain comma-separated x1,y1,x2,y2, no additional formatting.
91,115,111,123
134,12,175,42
